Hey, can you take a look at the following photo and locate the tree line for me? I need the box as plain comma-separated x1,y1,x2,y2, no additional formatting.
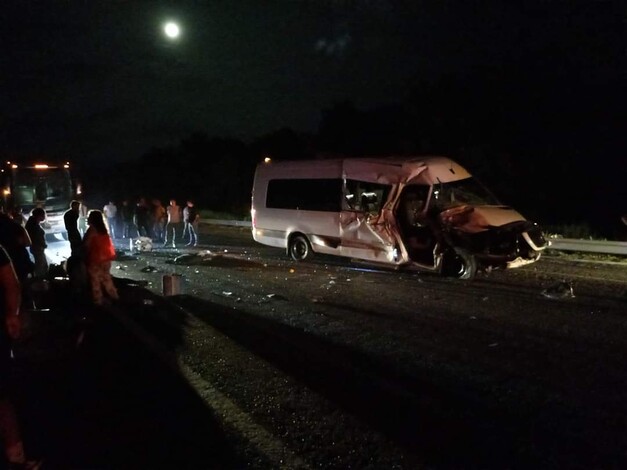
82,71,624,238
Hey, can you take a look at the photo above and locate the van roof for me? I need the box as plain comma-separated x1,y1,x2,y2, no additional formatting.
257,155,472,185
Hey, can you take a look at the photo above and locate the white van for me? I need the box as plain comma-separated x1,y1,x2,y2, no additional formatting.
251,156,547,279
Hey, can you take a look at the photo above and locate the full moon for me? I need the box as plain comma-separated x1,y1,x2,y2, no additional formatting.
164,22,180,39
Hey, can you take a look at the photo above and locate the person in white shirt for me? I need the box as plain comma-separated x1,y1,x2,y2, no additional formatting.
163,200,182,248
103,201,118,239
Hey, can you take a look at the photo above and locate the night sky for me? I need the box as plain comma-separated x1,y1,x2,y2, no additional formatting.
2,1,624,165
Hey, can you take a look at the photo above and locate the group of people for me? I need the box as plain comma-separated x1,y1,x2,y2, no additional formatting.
102,198,200,248
0,203,119,468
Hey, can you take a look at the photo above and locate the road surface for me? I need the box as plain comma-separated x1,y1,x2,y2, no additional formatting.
38,225,626,468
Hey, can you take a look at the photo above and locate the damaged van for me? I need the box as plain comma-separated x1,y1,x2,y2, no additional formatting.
251,156,547,279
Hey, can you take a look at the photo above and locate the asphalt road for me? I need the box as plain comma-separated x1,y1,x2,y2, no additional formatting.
34,226,627,468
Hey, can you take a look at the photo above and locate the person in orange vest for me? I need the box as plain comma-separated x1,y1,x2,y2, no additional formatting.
83,210,118,306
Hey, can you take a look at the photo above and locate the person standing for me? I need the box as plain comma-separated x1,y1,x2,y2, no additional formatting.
84,211,118,306
25,208,48,280
152,199,166,243
183,200,199,247
78,200,89,237
120,200,135,239
0,212,33,285
63,200,82,257
163,200,183,248
0,245,42,469
134,198,152,239
102,201,118,239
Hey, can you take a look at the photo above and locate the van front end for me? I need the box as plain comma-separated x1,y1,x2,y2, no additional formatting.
450,220,547,269
438,205,548,276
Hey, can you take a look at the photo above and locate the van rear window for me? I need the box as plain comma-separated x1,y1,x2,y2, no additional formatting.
266,178,342,212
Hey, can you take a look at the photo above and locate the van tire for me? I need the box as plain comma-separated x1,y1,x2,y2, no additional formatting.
442,248,477,280
289,235,312,261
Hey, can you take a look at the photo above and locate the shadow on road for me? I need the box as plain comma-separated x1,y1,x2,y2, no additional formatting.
172,294,613,470
7,280,245,469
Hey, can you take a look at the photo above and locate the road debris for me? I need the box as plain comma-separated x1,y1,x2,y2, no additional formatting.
266,293,288,301
140,265,159,273
116,252,138,261
134,237,154,252
541,281,575,299
171,253,201,264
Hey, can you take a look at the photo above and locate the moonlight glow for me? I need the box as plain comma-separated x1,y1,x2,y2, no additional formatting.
164,22,180,39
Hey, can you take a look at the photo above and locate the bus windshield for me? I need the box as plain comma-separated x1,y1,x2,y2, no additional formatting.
12,168,73,210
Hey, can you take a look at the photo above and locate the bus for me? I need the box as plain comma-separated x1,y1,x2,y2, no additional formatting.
251,156,547,279
1,160,79,235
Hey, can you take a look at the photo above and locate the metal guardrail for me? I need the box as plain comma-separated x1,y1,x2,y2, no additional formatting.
548,238,627,256
201,219,252,228
200,220,627,256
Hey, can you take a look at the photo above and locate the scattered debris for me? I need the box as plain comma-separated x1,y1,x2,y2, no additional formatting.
488,343,499,348
481,296,489,301
266,293,288,301
120,280,149,287
222,291,233,297
115,265,128,271
140,266,159,273
541,281,575,299
134,237,153,252
142,299,155,306
172,253,200,264
289,268,295,273
116,252,138,261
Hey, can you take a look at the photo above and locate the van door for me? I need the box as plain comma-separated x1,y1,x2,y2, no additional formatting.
339,179,394,263
396,185,437,267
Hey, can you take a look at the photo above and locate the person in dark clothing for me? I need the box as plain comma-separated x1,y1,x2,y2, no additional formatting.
120,200,136,239
134,198,152,239
0,213,33,284
63,200,88,297
0,245,42,468
183,200,199,246
25,208,47,280
63,200,82,256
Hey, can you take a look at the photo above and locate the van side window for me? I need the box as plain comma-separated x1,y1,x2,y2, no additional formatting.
266,178,342,212
344,180,391,213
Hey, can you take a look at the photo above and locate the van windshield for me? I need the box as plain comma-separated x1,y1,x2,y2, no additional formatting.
431,177,500,211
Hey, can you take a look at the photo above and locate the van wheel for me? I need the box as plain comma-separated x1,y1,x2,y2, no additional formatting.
442,248,477,280
289,235,312,261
